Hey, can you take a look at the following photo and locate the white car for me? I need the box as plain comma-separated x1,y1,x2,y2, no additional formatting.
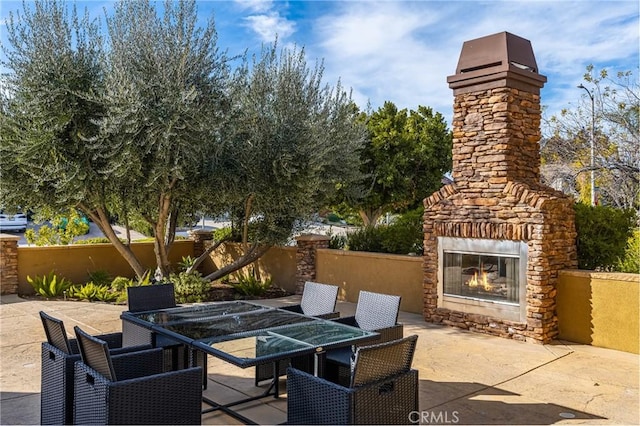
0,210,28,232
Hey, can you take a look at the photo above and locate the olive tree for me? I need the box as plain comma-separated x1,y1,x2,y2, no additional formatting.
98,0,232,277
192,45,367,281
2,0,365,281
1,0,231,278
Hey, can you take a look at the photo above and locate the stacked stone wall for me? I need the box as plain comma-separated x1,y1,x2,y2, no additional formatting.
295,235,330,295
451,87,542,187
0,235,20,295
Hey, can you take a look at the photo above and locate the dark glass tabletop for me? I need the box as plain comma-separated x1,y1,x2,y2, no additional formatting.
125,300,264,325
160,308,316,340
121,301,378,368
196,320,375,366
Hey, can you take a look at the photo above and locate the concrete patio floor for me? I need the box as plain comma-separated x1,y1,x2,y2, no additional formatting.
1,294,638,425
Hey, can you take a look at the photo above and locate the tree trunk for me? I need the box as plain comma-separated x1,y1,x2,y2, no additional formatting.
153,193,173,278
359,208,383,227
187,235,233,274
80,204,147,279
203,243,271,282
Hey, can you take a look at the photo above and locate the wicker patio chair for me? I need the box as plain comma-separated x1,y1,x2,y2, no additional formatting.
39,311,147,425
255,281,340,386
122,283,208,387
279,281,340,318
325,290,404,385
73,326,202,425
287,335,419,425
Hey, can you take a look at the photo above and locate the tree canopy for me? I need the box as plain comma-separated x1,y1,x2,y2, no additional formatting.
340,101,452,226
542,65,639,209
0,0,365,280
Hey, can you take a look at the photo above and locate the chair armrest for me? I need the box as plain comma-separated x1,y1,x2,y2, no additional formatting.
286,367,351,425
326,323,405,370
331,316,402,344
373,323,404,343
73,362,203,425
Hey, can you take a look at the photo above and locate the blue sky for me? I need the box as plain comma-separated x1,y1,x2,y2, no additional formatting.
1,0,638,126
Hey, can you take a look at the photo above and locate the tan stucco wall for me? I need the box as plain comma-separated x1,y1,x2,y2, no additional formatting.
208,244,297,292
315,249,424,314
17,241,194,295
15,239,638,354
557,270,639,354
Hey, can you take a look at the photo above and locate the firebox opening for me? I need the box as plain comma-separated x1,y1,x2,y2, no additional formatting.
437,237,527,322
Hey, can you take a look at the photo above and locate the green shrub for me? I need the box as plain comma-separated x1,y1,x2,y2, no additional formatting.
616,228,640,273
27,271,72,298
109,271,153,302
68,282,118,302
178,256,196,272
328,233,348,250
110,276,134,292
213,226,233,242
127,213,154,237
25,209,89,245
74,237,112,244
346,208,424,255
170,272,211,303
380,208,423,255
135,270,154,286
574,203,636,270
87,270,111,286
346,226,385,253
233,271,272,296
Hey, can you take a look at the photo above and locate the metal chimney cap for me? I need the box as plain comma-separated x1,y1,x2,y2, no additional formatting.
455,31,539,74
447,31,547,91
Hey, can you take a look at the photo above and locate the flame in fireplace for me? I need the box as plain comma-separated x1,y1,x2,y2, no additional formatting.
467,271,493,291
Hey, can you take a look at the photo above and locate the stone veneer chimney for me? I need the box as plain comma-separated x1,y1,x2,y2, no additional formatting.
422,32,577,343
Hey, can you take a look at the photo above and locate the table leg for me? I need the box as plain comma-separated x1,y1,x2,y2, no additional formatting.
272,360,280,398
314,351,326,378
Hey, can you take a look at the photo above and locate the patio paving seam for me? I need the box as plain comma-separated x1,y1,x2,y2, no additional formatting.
421,349,576,411
490,349,575,388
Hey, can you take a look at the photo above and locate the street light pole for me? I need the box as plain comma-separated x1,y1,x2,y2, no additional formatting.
578,84,595,206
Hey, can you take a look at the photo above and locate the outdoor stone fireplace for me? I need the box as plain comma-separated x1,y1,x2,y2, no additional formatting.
422,32,577,343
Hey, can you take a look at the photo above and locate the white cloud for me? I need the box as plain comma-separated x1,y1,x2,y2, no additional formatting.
313,2,460,118
244,11,296,42
233,0,274,14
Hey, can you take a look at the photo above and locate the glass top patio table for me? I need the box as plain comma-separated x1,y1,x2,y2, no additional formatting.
121,300,378,368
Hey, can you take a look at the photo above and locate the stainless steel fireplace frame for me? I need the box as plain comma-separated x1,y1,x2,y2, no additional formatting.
437,237,528,322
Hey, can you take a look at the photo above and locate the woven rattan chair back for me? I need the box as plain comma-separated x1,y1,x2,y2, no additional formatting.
74,326,117,381
127,283,176,313
39,311,73,355
354,290,401,331
299,281,339,316
350,334,418,387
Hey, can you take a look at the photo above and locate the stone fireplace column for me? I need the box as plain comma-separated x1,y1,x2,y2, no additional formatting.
423,32,577,343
